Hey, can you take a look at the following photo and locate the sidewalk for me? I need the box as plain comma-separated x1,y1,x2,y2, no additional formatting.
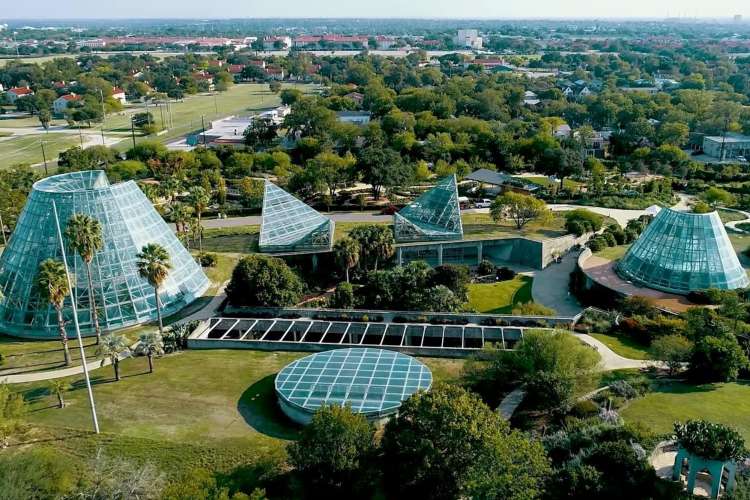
0,352,129,384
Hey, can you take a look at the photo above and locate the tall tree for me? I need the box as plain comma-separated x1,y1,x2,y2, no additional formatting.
490,192,550,230
333,238,360,283
65,213,104,344
188,186,210,252
136,244,172,336
35,259,72,366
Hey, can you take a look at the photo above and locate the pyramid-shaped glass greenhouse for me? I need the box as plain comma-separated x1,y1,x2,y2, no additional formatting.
617,208,749,294
0,171,209,339
394,175,463,243
259,181,334,253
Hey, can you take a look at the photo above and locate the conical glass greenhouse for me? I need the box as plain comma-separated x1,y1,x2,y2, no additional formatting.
259,181,334,253
0,171,209,339
617,208,749,294
394,175,463,243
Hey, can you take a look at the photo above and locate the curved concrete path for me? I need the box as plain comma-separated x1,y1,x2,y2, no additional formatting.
573,332,655,370
723,207,750,234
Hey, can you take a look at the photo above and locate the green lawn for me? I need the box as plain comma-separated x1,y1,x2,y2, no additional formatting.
0,335,100,376
466,276,533,314
621,381,750,441
462,213,567,240
201,226,260,254
11,349,463,473
589,332,652,360
0,132,82,169
595,244,631,261
106,83,317,148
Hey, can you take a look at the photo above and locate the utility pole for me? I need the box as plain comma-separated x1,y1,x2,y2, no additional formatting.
41,141,49,176
213,93,218,116
201,115,207,145
52,200,100,434
158,102,165,129
98,88,106,146
78,126,83,147
130,118,137,148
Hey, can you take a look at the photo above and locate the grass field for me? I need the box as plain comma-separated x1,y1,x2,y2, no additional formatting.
105,83,317,148
466,275,533,314
589,332,652,360
718,209,747,224
0,132,83,169
621,381,750,441
11,349,464,473
462,213,567,240
201,226,260,253
595,244,631,261
0,335,100,376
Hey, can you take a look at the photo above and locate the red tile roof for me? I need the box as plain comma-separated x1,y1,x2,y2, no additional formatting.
111,87,125,95
8,87,33,95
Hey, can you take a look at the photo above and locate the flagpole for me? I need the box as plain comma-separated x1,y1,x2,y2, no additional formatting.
52,200,100,434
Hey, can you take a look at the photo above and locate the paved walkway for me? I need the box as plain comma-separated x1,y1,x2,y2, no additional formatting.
530,252,584,316
496,386,526,420
573,333,655,370
0,352,129,384
723,207,750,234
176,282,228,324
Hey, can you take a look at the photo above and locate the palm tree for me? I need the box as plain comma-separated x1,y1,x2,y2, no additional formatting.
172,203,191,238
136,243,172,336
333,238,360,283
139,331,164,374
188,186,211,252
65,213,104,344
49,379,69,408
36,259,72,366
97,334,130,381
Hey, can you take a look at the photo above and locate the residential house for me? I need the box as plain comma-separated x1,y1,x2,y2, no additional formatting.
53,93,82,115
554,124,572,139
111,87,126,105
5,86,33,104
344,92,364,107
574,129,612,159
375,36,397,50
703,133,750,161
523,90,540,107
265,66,285,80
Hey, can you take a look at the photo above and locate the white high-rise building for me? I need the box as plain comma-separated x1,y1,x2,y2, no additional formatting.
455,29,482,49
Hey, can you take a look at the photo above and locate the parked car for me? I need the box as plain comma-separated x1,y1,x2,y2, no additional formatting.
474,199,492,209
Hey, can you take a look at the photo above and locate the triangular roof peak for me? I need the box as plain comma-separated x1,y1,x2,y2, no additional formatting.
260,181,334,253
394,175,463,243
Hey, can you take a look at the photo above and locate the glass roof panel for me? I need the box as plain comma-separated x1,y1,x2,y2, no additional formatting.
394,175,463,243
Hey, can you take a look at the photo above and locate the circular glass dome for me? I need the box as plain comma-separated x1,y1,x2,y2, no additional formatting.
275,347,432,425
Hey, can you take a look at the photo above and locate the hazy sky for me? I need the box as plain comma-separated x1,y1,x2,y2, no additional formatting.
3,0,748,20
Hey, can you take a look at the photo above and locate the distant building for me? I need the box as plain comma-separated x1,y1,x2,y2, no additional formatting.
554,124,572,139
703,133,750,161
523,90,540,107
5,86,33,103
375,35,397,50
111,87,126,105
455,29,482,49
262,36,291,50
465,169,540,196
619,86,659,95
53,93,82,115
336,111,371,125
196,116,253,147
344,92,364,106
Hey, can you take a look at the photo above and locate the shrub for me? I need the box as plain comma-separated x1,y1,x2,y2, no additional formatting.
674,420,746,461
329,282,356,309
689,334,749,382
476,259,495,276
602,232,617,247
624,228,639,243
587,237,605,252
196,252,217,267
565,209,604,232
512,302,556,316
608,228,627,245
496,266,517,281
609,380,638,400
226,254,304,307
566,220,586,237
525,371,575,414
651,335,692,375
570,399,600,418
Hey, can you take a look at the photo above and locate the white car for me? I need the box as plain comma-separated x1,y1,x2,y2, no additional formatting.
474,199,492,209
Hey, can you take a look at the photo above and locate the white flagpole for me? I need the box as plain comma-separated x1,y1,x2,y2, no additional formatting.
52,200,100,434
